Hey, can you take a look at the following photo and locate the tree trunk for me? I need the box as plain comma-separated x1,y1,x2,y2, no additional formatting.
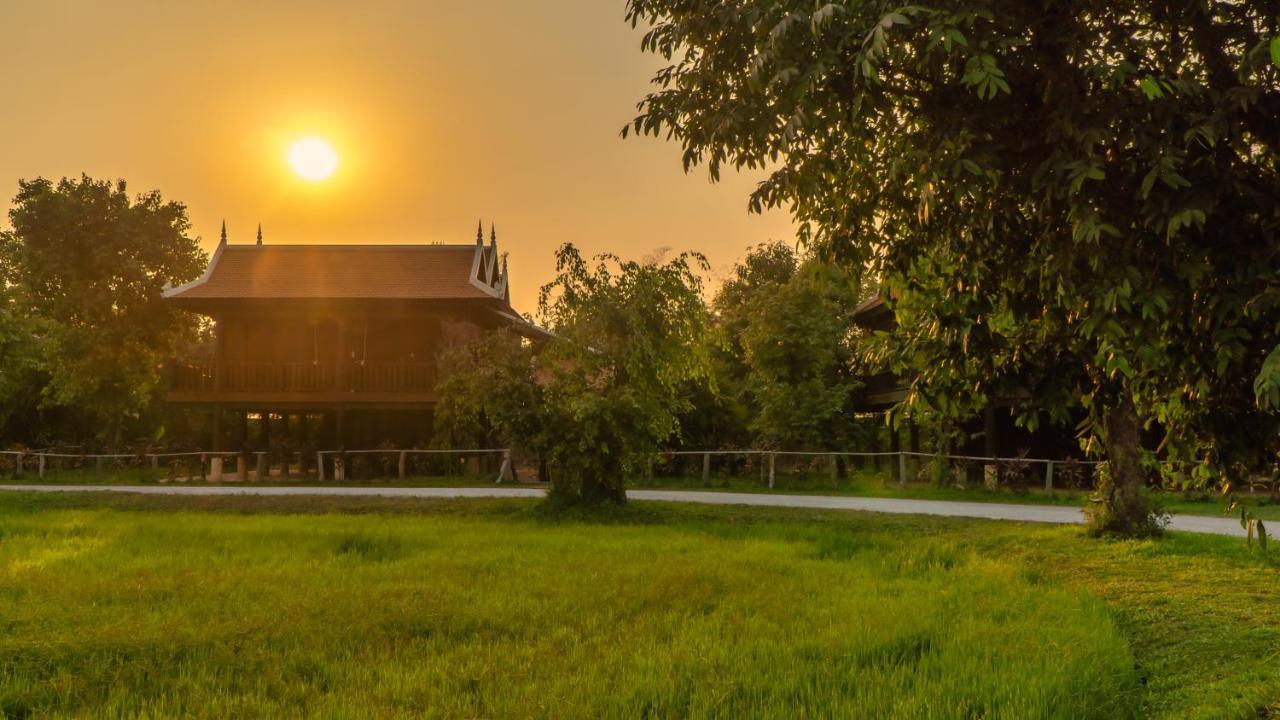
1089,397,1156,536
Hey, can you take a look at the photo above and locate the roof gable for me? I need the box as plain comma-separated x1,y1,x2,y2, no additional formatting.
163,241,509,302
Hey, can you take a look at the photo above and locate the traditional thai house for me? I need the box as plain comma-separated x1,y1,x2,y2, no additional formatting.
162,225,546,452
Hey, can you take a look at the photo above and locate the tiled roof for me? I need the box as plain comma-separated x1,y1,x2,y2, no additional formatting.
164,243,503,301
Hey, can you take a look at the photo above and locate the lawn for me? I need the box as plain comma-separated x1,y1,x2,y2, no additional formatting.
0,493,1275,718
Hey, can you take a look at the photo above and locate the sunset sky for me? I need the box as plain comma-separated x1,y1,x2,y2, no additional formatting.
0,1,795,312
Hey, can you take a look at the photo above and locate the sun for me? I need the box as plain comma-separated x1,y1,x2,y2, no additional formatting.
287,137,339,181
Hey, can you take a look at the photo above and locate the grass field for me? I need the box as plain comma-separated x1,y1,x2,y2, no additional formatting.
0,493,1276,718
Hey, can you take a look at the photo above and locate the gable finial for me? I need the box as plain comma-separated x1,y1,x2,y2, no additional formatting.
490,223,497,243
219,220,227,246
256,223,263,246
476,219,484,245
501,253,510,301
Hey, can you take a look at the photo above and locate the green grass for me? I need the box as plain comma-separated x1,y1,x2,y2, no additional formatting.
1,493,1276,718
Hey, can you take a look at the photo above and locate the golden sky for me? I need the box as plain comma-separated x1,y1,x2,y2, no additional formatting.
0,1,795,312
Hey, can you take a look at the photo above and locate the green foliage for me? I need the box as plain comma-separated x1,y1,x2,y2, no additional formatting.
699,241,864,451
435,244,712,504
740,260,862,448
1254,344,1280,411
0,176,206,447
0,285,47,435
536,245,712,503
433,329,544,457
624,1,1280,528
697,241,799,447
1226,484,1271,556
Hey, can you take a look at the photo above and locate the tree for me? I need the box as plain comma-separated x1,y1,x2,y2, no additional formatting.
434,329,547,472
683,241,799,449
434,244,712,504
740,261,862,450
539,245,712,502
0,285,47,441
625,1,1280,535
0,176,207,447
705,242,863,450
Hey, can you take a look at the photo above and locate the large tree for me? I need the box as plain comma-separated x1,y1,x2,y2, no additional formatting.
625,1,1280,535
0,176,206,447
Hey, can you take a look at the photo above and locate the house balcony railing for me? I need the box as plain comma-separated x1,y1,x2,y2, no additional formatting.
167,361,436,395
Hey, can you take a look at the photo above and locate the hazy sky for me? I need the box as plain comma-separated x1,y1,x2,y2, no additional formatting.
0,1,795,312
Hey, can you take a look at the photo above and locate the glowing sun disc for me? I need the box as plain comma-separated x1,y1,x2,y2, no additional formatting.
288,137,339,181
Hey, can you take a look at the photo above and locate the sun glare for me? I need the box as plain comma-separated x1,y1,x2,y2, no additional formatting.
287,137,339,181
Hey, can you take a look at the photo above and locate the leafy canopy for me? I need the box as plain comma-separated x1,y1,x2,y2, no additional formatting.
625,1,1280,491
0,176,206,445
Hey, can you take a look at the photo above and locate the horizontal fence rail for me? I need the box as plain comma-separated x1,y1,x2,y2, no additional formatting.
0,448,513,484
315,448,511,483
647,449,1109,494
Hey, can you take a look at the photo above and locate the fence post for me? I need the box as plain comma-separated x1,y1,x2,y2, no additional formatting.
210,455,223,482
646,455,654,484
95,456,103,481
829,454,838,489
200,454,208,482
496,450,511,484
1044,461,1054,497
335,453,346,481
898,452,907,486
15,453,22,477
254,452,266,482
702,452,711,486
398,451,407,481
38,453,45,479
768,453,776,489
316,452,326,482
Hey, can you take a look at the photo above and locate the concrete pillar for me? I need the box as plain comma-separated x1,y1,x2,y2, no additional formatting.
255,451,267,482
982,404,999,488
235,454,245,481
210,456,223,482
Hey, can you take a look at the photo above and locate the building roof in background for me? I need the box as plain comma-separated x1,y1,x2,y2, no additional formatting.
163,242,509,302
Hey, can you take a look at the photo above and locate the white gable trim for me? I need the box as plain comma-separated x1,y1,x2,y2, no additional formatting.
468,239,508,299
163,239,226,299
